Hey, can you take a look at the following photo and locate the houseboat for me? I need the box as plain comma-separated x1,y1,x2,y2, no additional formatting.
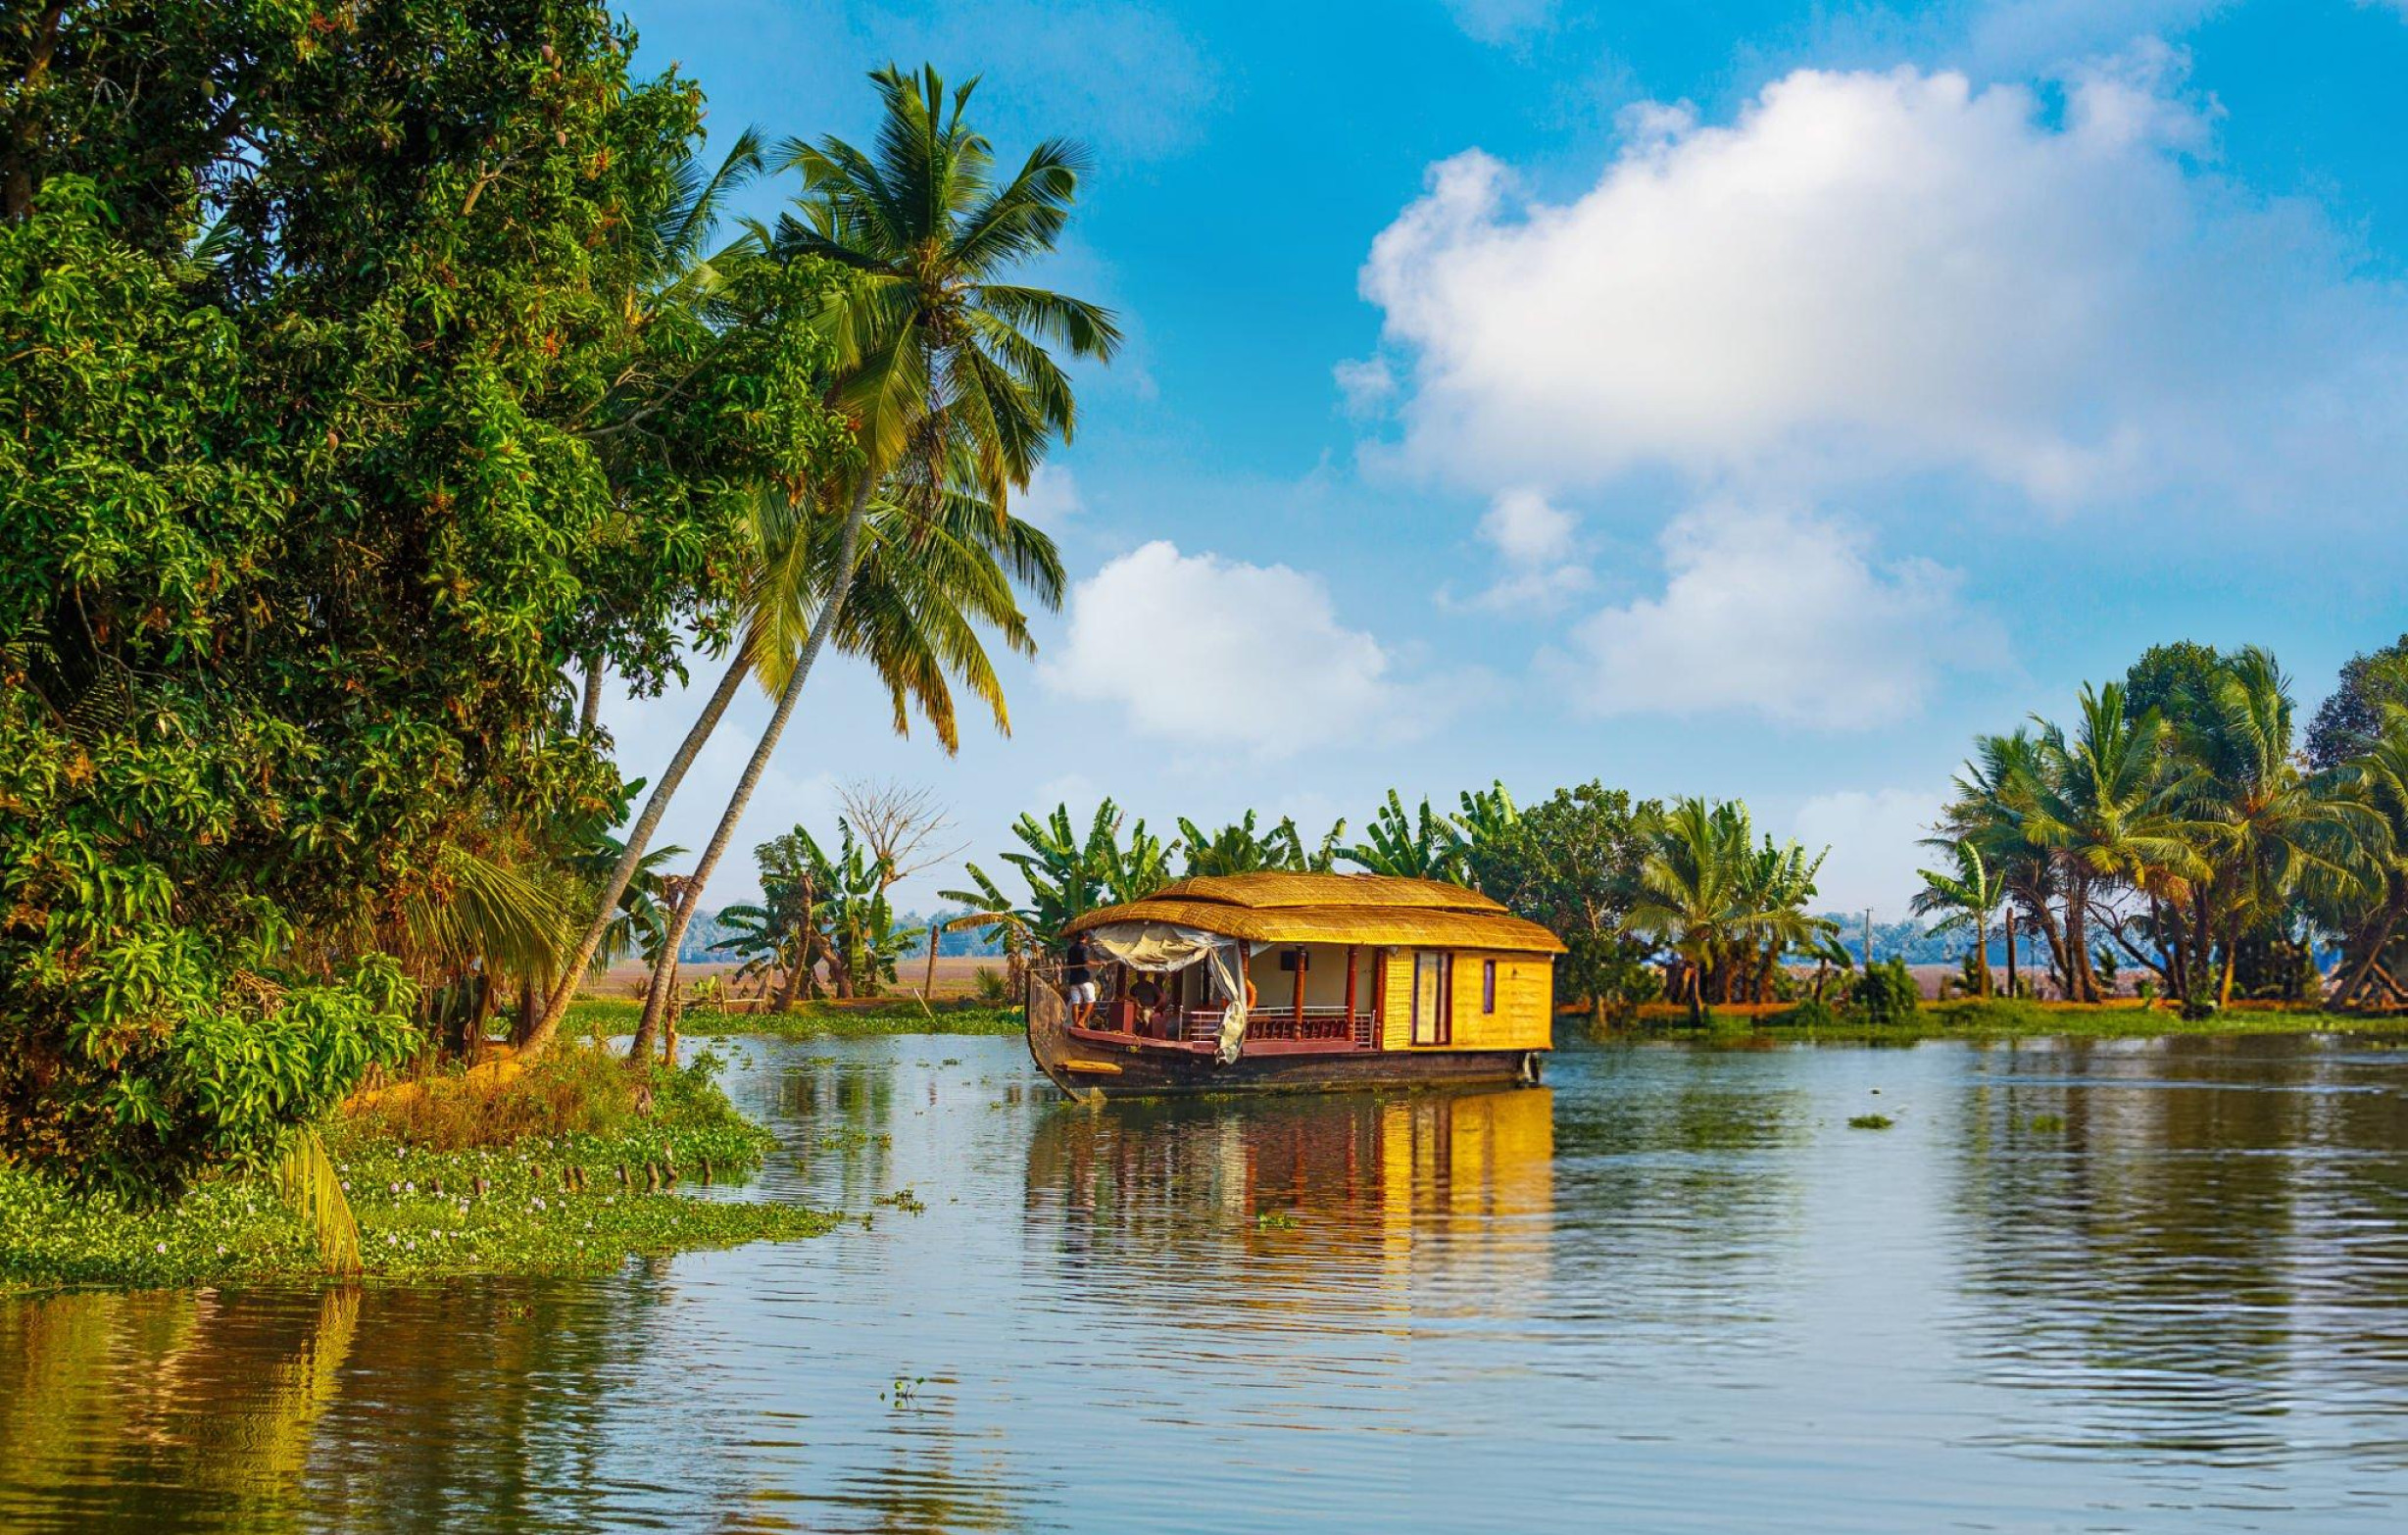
1025,871,1562,1100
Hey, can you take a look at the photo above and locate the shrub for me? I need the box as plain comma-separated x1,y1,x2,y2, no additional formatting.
971,966,1011,1004
1850,957,1921,1024
346,1047,744,1154
1770,998,1843,1029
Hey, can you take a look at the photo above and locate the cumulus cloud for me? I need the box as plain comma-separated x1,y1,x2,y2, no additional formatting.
1557,504,1998,726
1357,51,2408,508
1444,489,1595,613
1481,488,1578,564
1790,788,1947,917
1044,541,1433,756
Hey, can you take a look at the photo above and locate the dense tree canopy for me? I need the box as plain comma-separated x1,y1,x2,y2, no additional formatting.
0,2,847,1190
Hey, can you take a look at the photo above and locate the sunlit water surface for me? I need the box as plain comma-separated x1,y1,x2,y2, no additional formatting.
5,1033,2407,1532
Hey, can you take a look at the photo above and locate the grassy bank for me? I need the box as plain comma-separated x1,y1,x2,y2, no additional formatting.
0,1049,842,1295
1623,998,2404,1042
567,995,1024,1039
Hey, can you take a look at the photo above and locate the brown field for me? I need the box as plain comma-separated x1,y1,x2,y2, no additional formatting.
582,953,1005,1002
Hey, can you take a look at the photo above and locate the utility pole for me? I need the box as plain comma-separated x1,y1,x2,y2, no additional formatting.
1862,909,1874,968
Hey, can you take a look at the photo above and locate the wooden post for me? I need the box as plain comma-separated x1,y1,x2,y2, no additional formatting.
1343,944,1358,1044
1291,947,1306,1030
2005,906,2018,998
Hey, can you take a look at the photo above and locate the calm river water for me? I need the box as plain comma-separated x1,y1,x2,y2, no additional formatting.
4,1032,2407,1532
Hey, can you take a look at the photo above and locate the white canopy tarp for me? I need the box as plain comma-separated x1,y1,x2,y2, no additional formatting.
1080,920,1250,1064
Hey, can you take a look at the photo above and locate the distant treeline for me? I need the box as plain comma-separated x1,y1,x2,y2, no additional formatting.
679,907,1003,964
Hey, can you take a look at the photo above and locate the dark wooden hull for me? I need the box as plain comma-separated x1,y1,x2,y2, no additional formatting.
1026,979,1542,1101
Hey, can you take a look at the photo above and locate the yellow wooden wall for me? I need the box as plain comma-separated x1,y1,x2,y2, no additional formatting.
1374,948,1554,1052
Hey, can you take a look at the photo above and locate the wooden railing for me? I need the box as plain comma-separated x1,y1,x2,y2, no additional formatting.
1179,1006,1374,1049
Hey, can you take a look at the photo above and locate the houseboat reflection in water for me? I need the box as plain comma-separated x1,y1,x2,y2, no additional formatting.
1022,1087,1554,1319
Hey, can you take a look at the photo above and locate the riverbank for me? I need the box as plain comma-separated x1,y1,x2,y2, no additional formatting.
1624,998,2403,1042
567,995,1024,1039
0,1048,842,1295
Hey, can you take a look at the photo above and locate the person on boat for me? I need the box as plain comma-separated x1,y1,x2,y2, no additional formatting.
1064,934,1097,1027
1127,973,1165,1032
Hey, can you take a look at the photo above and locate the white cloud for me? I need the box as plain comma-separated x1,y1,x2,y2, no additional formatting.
1014,464,1084,530
1357,52,2408,508
1558,504,1998,726
1445,488,1594,614
1791,788,1947,917
1442,0,1557,45
1332,356,1397,418
1481,488,1577,564
1043,541,1430,757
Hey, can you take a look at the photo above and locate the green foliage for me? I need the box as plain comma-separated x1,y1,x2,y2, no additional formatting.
1847,1114,1894,1131
1850,958,1921,1023
940,801,1169,959
726,820,921,999
1346,788,1481,881
2306,634,2408,768
0,1049,836,1292
1466,781,1660,1021
1623,797,1836,1020
1911,839,2001,994
1175,811,1348,876
1,3,852,1190
1954,640,2395,1012
1770,999,1843,1029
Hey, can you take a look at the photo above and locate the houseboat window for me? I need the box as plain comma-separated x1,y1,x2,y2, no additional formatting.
1412,952,1451,1046
1482,959,1497,1014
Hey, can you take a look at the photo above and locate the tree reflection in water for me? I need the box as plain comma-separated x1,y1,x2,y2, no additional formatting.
1947,1035,2408,1465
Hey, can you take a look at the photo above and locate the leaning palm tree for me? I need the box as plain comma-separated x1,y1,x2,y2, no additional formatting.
623,462,1066,1058
629,63,1119,1051
1911,839,2002,997
527,124,785,1056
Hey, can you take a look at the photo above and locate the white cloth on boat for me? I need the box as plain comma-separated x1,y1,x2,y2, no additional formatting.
1079,920,1251,1065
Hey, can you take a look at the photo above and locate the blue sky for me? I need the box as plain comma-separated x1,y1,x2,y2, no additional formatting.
606,0,2408,916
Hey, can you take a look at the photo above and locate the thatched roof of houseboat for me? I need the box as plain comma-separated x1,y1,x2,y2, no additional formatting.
1063,872,1566,955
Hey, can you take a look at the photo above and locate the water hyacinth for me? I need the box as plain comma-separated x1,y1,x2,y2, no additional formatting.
2,1058,842,1292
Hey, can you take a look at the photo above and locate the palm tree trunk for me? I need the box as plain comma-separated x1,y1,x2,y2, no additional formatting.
636,476,875,1053
2329,878,2405,1009
520,649,751,1062
580,652,605,734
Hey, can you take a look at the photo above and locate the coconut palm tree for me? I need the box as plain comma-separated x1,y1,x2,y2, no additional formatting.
623,465,1065,1057
630,64,1119,1049
2024,684,2210,1002
1622,798,1753,1026
2329,709,2408,1007
2172,648,2381,1005
1941,729,2072,995
1911,839,2002,997
528,124,785,1056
